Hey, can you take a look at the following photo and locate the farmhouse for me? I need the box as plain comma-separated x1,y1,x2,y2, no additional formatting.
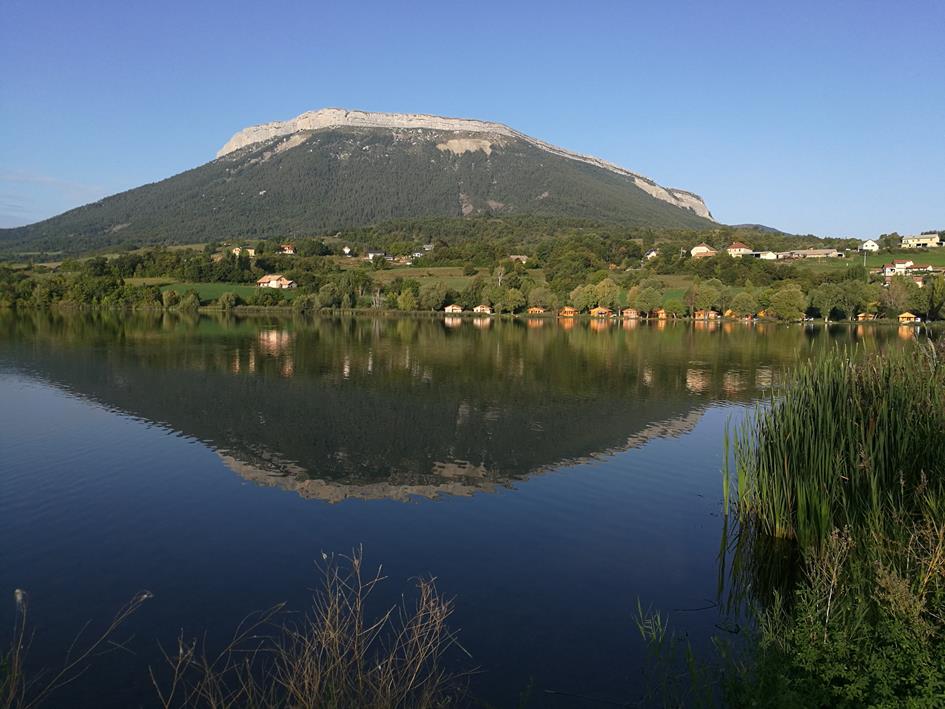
902,234,941,249
861,239,880,252
279,244,296,255
726,242,752,258
782,248,842,259
690,243,718,259
256,274,297,289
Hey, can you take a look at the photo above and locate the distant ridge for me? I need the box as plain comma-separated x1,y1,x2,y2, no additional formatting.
731,223,787,235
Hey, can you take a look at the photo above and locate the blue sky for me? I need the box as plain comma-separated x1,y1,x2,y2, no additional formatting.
1,0,942,236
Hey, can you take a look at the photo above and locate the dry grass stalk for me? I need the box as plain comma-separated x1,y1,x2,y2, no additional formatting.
1,588,152,709
149,547,468,708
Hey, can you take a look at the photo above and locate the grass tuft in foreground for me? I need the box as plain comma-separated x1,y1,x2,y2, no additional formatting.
4,549,466,708
149,548,467,708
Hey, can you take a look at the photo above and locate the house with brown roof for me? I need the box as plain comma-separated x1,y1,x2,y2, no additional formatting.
279,243,296,255
621,307,640,319
473,304,493,314
256,274,297,289
690,243,718,259
589,306,613,318
527,306,546,314
444,304,463,314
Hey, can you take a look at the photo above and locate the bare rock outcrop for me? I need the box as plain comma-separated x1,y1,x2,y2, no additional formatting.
217,108,713,220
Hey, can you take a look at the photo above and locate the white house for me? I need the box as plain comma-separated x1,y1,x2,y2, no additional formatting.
643,248,660,261
755,251,778,260
726,242,752,258
690,243,718,259
881,259,914,278
444,304,463,314
861,239,880,252
256,274,297,289
232,246,256,258
902,234,941,249
473,304,493,314
342,246,352,257
364,250,386,261
279,243,296,255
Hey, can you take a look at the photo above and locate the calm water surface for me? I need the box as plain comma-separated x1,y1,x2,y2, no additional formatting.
0,312,915,707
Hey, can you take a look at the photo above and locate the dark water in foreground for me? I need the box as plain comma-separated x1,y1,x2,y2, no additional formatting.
0,312,919,707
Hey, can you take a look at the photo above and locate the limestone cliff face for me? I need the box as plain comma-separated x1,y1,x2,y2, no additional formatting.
217,108,713,220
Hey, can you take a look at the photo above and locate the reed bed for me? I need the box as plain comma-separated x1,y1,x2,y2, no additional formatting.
726,341,945,547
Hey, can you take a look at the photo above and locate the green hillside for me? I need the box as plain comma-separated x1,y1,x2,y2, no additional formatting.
0,127,713,255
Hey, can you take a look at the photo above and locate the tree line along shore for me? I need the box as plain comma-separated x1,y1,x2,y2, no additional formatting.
2,220,944,322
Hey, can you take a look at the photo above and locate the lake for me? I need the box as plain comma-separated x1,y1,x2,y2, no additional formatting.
0,311,919,707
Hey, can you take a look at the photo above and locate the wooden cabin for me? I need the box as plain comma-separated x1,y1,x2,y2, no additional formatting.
527,306,546,315
621,307,640,319
589,306,613,318
898,312,919,324
558,306,578,318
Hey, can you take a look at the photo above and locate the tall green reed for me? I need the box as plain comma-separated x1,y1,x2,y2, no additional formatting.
727,341,945,548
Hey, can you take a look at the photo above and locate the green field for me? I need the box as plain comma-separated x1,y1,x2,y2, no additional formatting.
865,249,945,267
790,250,945,273
157,282,295,302
340,263,550,292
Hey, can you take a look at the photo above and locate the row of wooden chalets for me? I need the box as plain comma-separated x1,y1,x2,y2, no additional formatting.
444,303,925,323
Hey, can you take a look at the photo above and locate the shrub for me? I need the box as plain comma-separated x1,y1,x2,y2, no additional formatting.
217,292,240,309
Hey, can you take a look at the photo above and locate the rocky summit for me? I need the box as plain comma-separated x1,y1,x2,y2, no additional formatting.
1,108,714,253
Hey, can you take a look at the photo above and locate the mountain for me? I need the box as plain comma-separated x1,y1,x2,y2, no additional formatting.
0,108,715,254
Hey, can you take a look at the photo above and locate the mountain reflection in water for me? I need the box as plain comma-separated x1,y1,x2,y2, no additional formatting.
0,311,899,503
